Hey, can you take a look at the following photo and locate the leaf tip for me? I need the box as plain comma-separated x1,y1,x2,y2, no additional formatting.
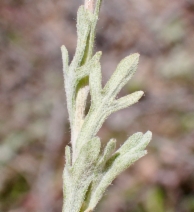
61,45,65,50
128,52,140,61
136,90,144,98
61,45,68,53
145,131,152,139
134,52,140,57
97,51,102,56
94,51,102,61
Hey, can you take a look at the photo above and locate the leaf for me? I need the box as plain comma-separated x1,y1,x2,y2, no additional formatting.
70,6,95,71
94,0,103,16
107,91,144,114
103,53,140,100
62,1,152,212
116,132,143,155
86,0,103,60
97,138,116,168
88,150,147,209
128,131,152,153
85,131,152,210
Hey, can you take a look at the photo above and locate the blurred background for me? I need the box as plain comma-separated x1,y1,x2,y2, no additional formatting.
0,0,194,211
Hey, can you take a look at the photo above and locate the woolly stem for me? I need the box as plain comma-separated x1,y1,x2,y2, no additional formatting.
71,0,95,162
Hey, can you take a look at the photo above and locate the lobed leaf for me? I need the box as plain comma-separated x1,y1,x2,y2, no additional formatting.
62,1,152,212
84,131,152,210
88,150,147,209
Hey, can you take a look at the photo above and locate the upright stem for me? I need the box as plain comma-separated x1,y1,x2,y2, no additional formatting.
62,2,152,212
71,0,95,162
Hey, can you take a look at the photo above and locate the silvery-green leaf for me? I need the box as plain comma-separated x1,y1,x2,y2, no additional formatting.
97,138,116,168
70,6,94,71
62,1,152,211
116,132,143,155
75,90,143,155
103,53,140,100
107,91,144,114
94,0,103,16
87,150,147,209
128,131,152,153
86,0,103,60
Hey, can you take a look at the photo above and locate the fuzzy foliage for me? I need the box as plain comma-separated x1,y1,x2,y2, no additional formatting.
61,1,152,212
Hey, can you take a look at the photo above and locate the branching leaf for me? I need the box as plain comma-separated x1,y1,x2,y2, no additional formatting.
87,150,147,209
62,1,152,212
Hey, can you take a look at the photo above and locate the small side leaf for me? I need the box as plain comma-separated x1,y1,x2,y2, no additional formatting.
103,53,140,100
108,91,144,114
128,131,152,153
116,132,143,155
97,138,116,168
94,0,103,16
86,0,103,60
